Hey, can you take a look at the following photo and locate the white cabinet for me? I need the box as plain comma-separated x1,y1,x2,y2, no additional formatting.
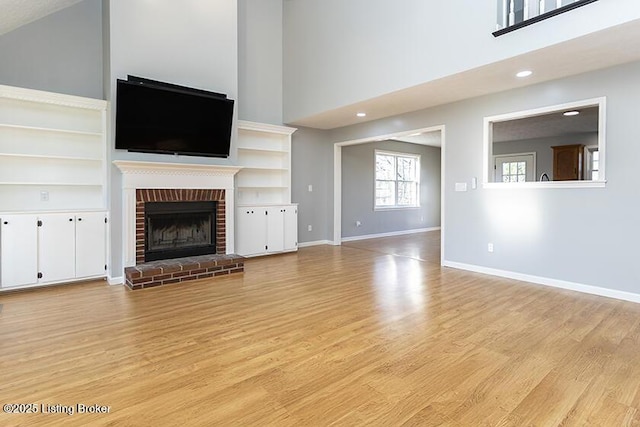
0,211,107,288
38,213,76,283
0,85,108,290
283,207,298,252
266,207,286,253
75,212,108,278
236,121,297,206
0,215,38,287
235,121,299,257
236,205,298,257
0,85,107,212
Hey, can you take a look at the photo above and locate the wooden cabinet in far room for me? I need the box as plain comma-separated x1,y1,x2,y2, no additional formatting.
552,144,584,180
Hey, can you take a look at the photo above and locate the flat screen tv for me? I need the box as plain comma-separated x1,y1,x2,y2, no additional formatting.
115,76,234,158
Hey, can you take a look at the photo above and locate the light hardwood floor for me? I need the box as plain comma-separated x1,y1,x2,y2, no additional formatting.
1,231,640,426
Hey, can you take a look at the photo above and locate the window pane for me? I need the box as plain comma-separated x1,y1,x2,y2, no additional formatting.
376,155,395,180
592,171,599,180
375,180,395,206
397,182,417,206
375,152,420,208
503,175,510,183
517,175,525,182
397,157,416,181
592,151,599,161
510,162,517,175
517,162,525,175
503,163,510,175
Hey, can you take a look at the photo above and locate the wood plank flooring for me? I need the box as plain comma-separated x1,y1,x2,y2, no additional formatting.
1,230,640,426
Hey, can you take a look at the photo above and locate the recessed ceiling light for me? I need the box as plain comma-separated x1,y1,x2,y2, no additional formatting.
563,111,580,116
516,70,533,78
409,133,421,137
356,112,366,117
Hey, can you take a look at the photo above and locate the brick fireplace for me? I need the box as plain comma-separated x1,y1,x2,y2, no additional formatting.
113,161,244,289
135,189,226,263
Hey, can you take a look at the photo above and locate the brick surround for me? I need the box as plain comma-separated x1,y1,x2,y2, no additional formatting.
124,254,244,290
136,189,226,264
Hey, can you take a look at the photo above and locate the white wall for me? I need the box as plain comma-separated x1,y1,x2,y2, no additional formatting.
283,0,640,124
106,0,239,278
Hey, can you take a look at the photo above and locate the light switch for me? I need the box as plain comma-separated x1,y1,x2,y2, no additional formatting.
455,182,467,192
308,184,313,192
471,177,477,189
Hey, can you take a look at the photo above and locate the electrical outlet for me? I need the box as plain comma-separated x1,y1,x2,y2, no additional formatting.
487,243,494,253
356,220,362,227
308,184,313,192
40,191,49,202
308,225,312,232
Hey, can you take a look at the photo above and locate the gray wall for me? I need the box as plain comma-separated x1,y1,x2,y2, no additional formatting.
493,133,598,180
324,60,640,295
341,141,441,238
238,0,283,124
291,127,334,244
0,0,103,99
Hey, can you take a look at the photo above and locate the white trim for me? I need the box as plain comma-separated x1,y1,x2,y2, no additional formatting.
113,161,242,270
442,260,640,304
237,120,296,136
112,161,242,178
484,180,606,189
108,276,124,285
484,97,606,186
333,124,445,260
298,240,332,248
342,227,441,243
0,277,109,292
0,84,107,110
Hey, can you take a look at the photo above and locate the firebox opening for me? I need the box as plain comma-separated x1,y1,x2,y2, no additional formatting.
145,201,217,262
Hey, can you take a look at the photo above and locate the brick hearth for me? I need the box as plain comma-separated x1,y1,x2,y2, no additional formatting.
125,254,244,290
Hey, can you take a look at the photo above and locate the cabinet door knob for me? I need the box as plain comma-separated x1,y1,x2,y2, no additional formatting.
3,221,7,225
69,218,73,222
78,218,82,221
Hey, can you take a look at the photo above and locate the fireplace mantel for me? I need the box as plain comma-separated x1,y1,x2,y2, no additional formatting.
114,161,242,268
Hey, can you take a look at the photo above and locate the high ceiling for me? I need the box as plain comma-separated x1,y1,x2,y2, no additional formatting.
2,2,640,131
0,0,83,35
289,19,640,129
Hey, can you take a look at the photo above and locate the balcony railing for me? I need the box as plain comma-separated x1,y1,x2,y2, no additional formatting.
494,0,599,36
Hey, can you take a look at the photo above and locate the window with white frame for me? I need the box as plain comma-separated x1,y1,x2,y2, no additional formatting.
587,146,599,180
375,150,420,208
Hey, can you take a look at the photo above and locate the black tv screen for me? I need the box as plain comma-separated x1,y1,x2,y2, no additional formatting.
115,77,234,158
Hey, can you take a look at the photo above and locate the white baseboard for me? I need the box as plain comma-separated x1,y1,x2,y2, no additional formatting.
108,276,124,286
341,227,441,243
298,240,332,248
442,260,640,304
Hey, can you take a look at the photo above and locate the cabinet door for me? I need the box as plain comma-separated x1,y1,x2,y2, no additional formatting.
266,207,285,253
236,208,267,256
553,145,584,181
283,206,298,252
75,212,107,278
0,215,38,287
38,213,76,283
